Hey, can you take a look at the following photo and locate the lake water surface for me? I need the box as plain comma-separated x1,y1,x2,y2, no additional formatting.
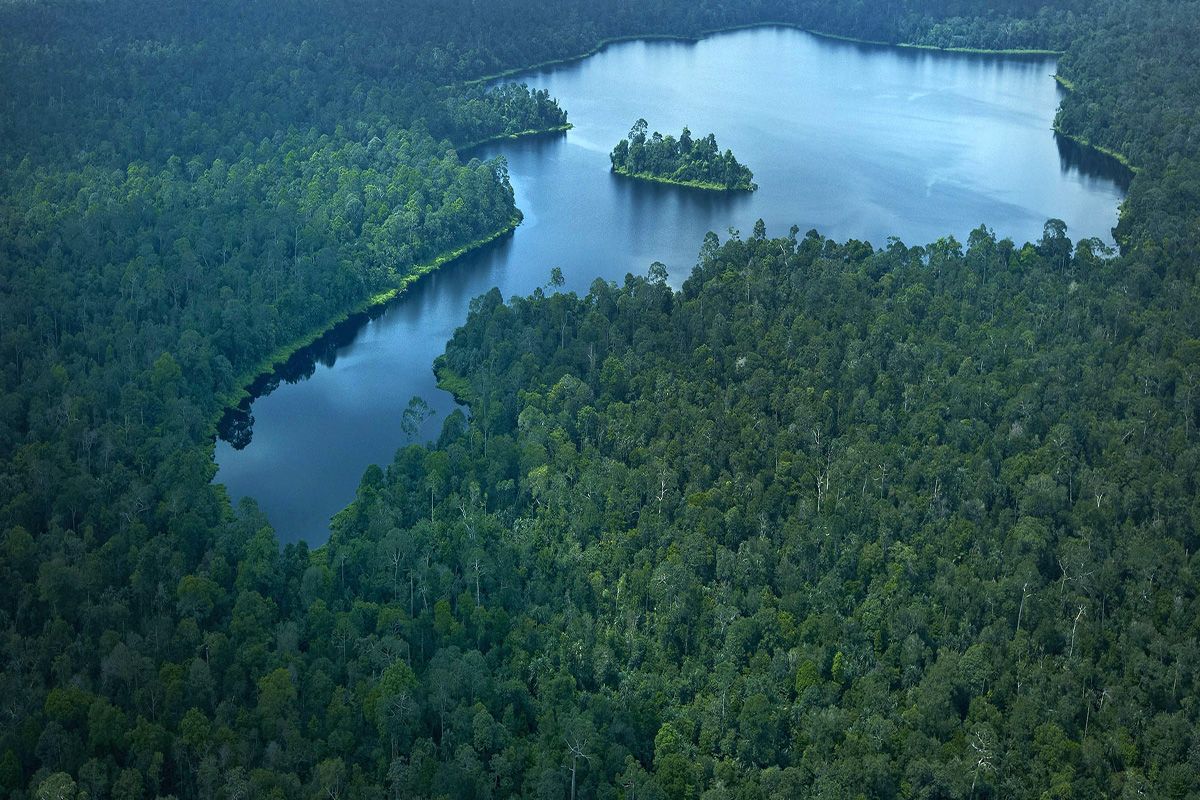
215,26,1128,544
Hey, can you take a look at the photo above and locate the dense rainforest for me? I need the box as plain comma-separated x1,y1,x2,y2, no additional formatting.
610,121,757,191
1,0,1199,799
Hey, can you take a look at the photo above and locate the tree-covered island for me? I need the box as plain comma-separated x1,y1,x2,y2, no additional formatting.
610,119,757,190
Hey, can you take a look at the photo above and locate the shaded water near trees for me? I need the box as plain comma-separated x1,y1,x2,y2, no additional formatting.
216,26,1128,544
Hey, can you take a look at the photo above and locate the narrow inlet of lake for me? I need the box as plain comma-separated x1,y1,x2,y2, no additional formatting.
215,25,1129,545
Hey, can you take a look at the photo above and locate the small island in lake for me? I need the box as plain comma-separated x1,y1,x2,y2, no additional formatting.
610,119,757,191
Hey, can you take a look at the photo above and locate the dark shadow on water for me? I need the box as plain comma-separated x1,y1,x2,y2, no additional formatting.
513,37,704,86
1055,133,1134,192
612,169,754,255
612,169,756,212
614,169,753,268
217,407,255,450
414,233,517,310
458,127,569,161
216,227,519,449
794,27,1056,67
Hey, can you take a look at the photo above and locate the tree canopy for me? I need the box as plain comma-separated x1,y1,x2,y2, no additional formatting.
611,120,757,191
2,0,1200,797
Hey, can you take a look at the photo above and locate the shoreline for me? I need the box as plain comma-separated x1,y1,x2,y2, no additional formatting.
433,363,474,407
457,122,573,152
713,22,1062,55
460,21,1062,90
213,19,1126,452
611,165,754,192
459,33,699,87
206,213,523,444
1054,74,1077,92
1052,122,1138,174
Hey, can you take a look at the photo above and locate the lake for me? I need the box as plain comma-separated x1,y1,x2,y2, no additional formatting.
215,25,1129,545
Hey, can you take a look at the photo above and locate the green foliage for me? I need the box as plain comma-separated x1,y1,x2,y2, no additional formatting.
438,83,571,147
35,773,82,800
280,219,1196,797
611,120,757,191
2,0,1199,797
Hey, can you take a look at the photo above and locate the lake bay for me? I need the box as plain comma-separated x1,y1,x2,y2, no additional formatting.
215,26,1128,544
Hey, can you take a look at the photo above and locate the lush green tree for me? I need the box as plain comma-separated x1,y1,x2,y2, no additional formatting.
3,0,1200,796
611,121,757,190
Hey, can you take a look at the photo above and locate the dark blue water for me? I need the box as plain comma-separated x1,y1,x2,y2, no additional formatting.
215,26,1128,544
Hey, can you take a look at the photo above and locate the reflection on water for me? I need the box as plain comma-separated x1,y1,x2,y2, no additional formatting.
1055,133,1134,192
215,25,1128,544
217,230,527,452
